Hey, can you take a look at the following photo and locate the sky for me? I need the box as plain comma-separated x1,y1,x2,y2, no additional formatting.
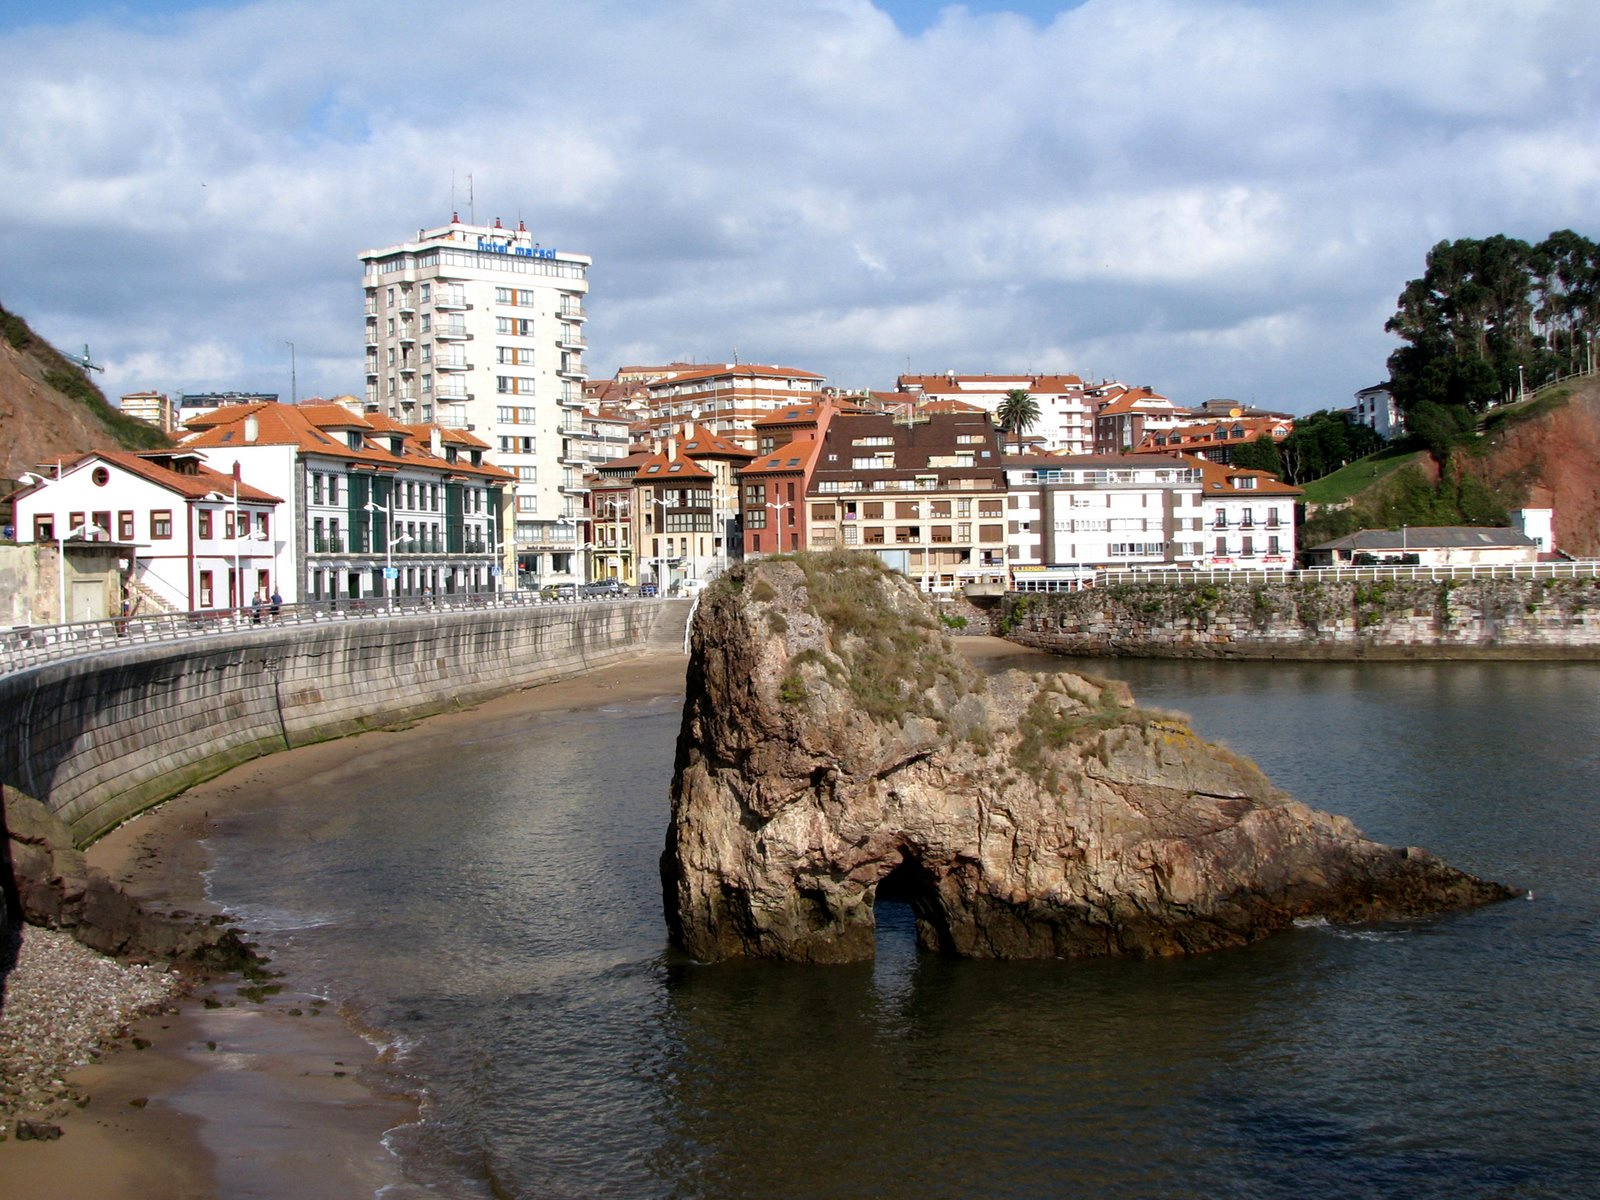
1,0,1597,416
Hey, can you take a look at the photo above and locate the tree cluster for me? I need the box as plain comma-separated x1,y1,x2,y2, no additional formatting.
1261,410,1381,485
1385,230,1599,420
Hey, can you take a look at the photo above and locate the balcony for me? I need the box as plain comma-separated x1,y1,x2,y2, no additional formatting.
435,352,470,371
436,384,470,403
435,289,469,311
364,299,377,316
559,300,586,322
398,299,416,315
558,390,585,409
557,327,586,350
435,320,470,341
557,360,586,381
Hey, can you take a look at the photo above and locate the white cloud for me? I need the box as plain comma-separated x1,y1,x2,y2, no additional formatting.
0,0,1597,413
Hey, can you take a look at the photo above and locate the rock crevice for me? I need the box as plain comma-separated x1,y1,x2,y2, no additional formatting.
661,553,1514,963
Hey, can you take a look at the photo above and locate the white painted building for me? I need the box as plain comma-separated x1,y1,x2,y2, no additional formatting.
12,450,281,615
359,215,591,585
1004,454,1208,587
1004,453,1299,586
1353,384,1404,440
1195,459,1299,569
181,402,513,603
898,373,1095,455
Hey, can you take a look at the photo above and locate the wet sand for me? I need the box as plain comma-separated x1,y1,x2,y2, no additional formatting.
0,638,1024,1196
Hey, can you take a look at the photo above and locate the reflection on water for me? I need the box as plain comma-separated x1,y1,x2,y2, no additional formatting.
201,659,1600,1199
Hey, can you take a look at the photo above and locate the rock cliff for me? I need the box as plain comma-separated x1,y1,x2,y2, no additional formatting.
661,553,1514,962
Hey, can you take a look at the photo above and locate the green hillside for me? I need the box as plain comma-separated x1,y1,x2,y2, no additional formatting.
0,302,170,453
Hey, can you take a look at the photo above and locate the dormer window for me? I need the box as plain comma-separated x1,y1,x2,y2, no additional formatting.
348,431,362,450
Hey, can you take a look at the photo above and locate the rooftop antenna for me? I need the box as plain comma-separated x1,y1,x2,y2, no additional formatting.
468,174,475,225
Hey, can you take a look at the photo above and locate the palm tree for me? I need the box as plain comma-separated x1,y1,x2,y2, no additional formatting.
995,388,1041,453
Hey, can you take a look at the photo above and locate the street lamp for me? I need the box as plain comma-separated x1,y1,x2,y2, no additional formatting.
20,468,102,625
766,500,790,556
363,494,397,611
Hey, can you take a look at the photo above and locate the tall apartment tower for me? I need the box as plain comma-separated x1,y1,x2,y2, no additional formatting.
359,215,591,586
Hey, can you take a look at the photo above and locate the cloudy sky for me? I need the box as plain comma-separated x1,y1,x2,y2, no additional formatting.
2,0,1597,415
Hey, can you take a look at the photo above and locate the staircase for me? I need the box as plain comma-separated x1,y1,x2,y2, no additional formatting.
643,598,692,655
127,575,178,617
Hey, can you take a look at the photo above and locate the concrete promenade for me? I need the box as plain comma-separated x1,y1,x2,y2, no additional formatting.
1,599,687,846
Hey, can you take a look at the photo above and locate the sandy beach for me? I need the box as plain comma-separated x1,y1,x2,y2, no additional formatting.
0,637,1031,1197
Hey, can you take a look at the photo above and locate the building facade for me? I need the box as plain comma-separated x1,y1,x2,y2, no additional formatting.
896,373,1096,455
1004,453,1299,587
359,215,590,586
182,402,512,603
1353,384,1404,440
12,450,281,615
797,409,1008,591
119,391,177,434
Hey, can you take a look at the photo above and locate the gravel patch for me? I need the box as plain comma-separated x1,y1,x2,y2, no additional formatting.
0,926,183,1136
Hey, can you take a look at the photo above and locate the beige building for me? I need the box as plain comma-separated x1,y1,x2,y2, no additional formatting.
120,390,177,433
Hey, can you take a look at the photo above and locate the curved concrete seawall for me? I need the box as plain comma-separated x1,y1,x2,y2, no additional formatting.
1,601,679,846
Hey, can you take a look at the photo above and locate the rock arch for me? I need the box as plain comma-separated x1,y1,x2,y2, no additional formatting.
661,555,1513,964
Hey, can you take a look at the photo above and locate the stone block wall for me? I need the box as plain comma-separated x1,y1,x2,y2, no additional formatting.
0,602,669,846
1000,576,1600,660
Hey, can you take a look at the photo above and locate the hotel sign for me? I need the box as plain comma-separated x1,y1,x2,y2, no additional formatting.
477,237,557,259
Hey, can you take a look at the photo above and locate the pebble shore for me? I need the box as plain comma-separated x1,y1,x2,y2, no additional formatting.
0,926,183,1138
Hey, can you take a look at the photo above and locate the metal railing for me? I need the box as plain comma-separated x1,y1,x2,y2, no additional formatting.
1,590,662,677
1085,560,1600,589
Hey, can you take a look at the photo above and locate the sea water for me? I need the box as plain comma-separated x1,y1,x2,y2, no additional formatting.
199,657,1600,1198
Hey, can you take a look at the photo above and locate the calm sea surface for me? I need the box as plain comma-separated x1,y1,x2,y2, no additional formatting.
201,654,1600,1199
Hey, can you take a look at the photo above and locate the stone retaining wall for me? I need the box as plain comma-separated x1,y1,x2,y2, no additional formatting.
0,602,669,846
1000,576,1600,660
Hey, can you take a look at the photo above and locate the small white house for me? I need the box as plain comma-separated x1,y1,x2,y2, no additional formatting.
13,450,282,614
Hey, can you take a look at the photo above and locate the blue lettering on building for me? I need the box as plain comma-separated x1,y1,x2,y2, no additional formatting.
476,237,557,259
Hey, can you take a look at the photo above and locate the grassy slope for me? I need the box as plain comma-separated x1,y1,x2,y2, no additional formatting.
0,302,171,452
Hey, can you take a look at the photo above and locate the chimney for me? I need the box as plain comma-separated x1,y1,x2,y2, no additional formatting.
244,414,259,443
430,427,442,457
232,462,241,480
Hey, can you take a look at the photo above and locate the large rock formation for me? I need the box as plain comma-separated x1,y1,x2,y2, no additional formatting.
661,553,1514,963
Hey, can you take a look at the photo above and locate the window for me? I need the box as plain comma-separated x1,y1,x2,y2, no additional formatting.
33,514,54,541
329,475,340,503
118,511,134,541
495,317,535,336
151,510,173,539
312,473,324,504
199,571,213,608
255,513,268,538
1216,537,1227,555
198,510,213,539
420,282,431,302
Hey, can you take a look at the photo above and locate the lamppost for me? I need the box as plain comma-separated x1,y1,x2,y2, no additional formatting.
363,493,397,611
766,500,790,557
651,496,677,591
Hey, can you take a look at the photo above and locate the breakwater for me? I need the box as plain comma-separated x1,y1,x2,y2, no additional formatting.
0,601,678,846
999,575,1600,659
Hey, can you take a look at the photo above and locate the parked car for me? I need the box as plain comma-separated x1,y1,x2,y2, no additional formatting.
581,579,625,598
634,582,658,597
540,582,577,601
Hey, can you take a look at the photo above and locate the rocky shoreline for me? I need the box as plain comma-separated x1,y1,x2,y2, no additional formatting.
0,926,184,1140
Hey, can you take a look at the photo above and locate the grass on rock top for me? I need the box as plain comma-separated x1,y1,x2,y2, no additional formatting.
756,551,971,724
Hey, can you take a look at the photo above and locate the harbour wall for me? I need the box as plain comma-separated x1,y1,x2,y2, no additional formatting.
0,601,678,846
999,576,1600,660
